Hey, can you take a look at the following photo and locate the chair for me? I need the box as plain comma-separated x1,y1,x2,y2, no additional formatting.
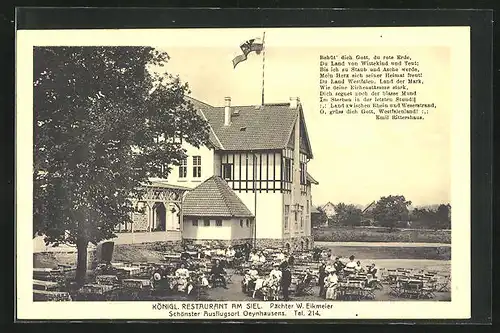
224,271,233,284
420,286,435,299
404,282,422,299
363,286,376,300
295,275,315,296
436,275,451,292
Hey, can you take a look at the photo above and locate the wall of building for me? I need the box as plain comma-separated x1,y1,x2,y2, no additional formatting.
164,143,215,189
283,190,312,239
236,191,283,239
254,235,314,251
215,151,282,192
182,217,253,241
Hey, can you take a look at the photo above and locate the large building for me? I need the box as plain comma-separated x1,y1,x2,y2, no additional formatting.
119,96,318,251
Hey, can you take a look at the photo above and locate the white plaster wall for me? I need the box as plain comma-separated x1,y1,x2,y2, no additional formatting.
182,218,252,240
161,143,215,189
236,192,283,239
283,189,313,238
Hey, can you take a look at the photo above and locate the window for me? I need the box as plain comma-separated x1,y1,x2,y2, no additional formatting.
283,158,292,182
179,158,187,178
222,163,233,180
246,219,250,227
216,219,222,227
300,162,306,184
284,205,290,230
240,219,244,227
193,156,202,178
300,206,304,228
203,219,210,227
192,220,198,227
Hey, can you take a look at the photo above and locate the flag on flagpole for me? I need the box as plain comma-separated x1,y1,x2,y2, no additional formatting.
232,37,264,68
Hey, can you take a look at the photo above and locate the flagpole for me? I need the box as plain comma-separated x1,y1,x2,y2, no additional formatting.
261,31,266,105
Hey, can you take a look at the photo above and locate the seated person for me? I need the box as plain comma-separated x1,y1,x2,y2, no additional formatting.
324,271,339,300
333,257,346,274
276,250,286,263
355,261,363,273
174,263,190,292
203,248,212,259
226,247,235,257
259,252,267,264
269,263,282,281
344,255,357,274
210,259,228,289
321,250,329,260
312,249,321,262
303,268,313,283
180,251,191,261
325,262,335,274
199,272,210,288
367,263,378,279
296,268,313,295
244,265,260,291
234,249,244,260
250,251,260,264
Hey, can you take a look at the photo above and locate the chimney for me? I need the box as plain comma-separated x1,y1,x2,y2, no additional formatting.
224,97,232,126
290,97,300,109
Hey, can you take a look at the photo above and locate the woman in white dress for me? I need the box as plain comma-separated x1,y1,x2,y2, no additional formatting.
324,271,339,300
259,252,267,264
175,263,190,292
269,263,282,281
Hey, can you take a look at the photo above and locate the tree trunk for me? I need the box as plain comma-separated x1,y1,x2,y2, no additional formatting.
75,237,89,286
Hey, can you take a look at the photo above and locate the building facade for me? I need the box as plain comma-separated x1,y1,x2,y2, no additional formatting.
125,96,318,251
321,202,336,219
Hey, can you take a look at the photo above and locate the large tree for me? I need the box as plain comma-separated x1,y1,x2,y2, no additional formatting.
311,206,328,228
412,204,451,230
372,195,412,230
333,202,362,227
33,46,209,284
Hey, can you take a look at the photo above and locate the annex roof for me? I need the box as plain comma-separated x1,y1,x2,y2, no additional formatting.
183,176,254,218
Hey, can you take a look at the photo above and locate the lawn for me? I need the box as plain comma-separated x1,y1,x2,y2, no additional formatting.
313,226,451,244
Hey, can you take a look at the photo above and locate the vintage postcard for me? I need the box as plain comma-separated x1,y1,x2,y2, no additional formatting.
16,26,470,320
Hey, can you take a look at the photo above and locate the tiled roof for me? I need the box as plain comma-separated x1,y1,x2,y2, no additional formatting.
183,176,254,218
206,104,298,151
186,96,307,153
306,172,319,185
187,97,223,149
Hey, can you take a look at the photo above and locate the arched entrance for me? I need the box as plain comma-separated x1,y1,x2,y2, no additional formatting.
153,202,166,231
285,243,291,253
300,241,304,251
305,238,309,250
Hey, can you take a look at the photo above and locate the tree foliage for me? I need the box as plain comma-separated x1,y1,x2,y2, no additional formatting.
33,46,209,282
333,202,363,227
372,195,412,230
311,206,328,227
411,204,451,230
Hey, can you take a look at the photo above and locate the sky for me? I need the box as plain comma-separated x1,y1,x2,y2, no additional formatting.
151,28,452,207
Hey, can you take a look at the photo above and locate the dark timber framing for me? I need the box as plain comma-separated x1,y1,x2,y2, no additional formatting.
217,150,292,193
